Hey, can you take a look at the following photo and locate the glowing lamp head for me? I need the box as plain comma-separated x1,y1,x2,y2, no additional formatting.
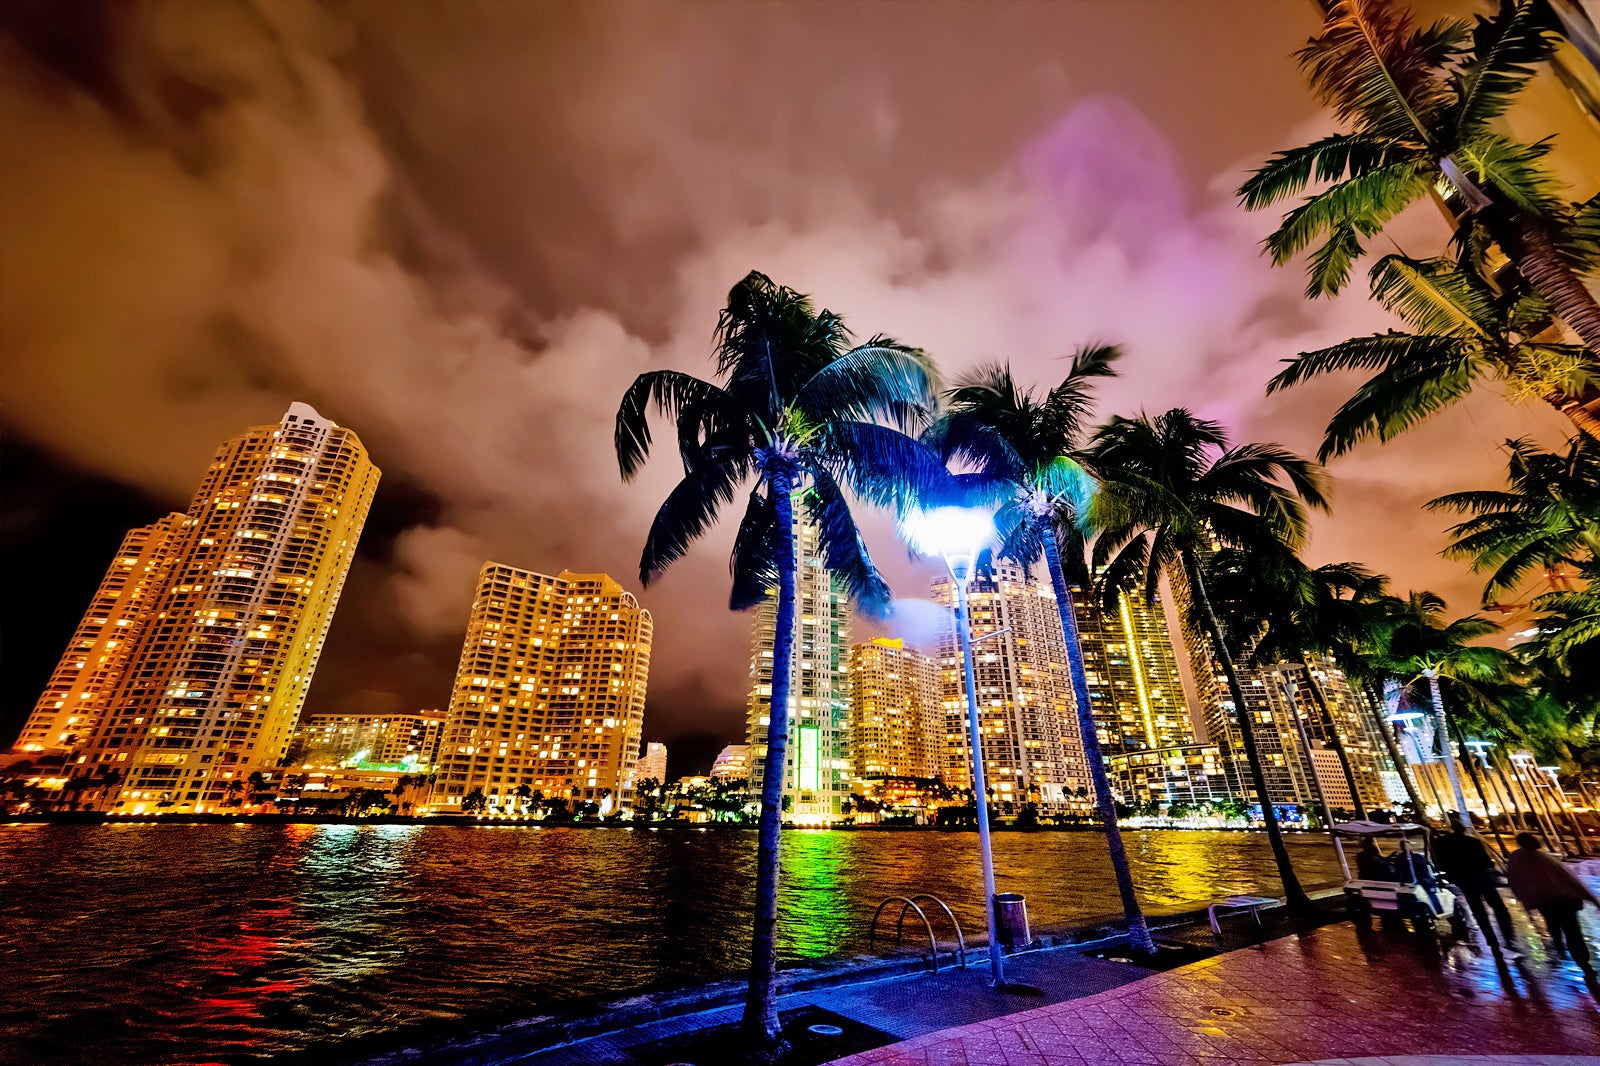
899,505,997,582
1388,710,1426,724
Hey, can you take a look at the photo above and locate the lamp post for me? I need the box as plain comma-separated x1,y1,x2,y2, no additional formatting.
1463,740,1511,858
901,505,1007,987
1540,765,1590,857
1510,752,1561,848
1388,709,1438,823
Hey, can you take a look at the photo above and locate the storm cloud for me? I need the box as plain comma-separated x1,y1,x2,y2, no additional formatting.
0,1,1574,766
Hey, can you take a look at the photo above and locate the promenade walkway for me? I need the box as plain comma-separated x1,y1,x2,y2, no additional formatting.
823,916,1600,1066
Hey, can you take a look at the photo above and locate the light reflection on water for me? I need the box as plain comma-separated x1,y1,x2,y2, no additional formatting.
0,825,1342,1065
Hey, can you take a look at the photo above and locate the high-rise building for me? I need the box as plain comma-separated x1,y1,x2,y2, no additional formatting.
931,562,1090,813
43,403,379,813
849,637,943,782
1074,584,1195,757
15,517,184,753
1106,743,1234,808
290,710,444,770
635,741,668,786
435,564,652,812
746,511,851,823
710,744,751,782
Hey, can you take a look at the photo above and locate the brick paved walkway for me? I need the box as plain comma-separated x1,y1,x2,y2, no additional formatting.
824,920,1600,1065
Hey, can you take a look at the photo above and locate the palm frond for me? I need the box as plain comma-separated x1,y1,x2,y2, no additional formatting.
1367,255,1494,337
616,370,748,480
1451,0,1558,138
1316,344,1485,459
1264,162,1431,295
640,458,747,586
1267,332,1470,394
1238,133,1402,209
1456,133,1567,218
729,486,781,611
819,421,958,512
794,341,939,433
804,468,894,617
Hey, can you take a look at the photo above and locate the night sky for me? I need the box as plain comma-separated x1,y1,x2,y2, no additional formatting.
0,1,1578,779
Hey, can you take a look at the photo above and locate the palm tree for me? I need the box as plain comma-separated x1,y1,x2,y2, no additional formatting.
1090,409,1330,913
1428,434,1600,600
1240,0,1600,360
925,345,1157,953
615,270,945,1048
1266,256,1600,455
1319,572,1434,821
1203,546,1374,821
1378,591,1520,820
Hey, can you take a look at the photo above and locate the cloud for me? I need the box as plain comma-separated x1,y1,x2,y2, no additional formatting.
1,1,1567,751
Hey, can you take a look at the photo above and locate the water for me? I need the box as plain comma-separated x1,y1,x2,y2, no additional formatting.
0,824,1343,1064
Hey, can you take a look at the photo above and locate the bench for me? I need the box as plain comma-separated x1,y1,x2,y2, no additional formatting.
1207,895,1277,937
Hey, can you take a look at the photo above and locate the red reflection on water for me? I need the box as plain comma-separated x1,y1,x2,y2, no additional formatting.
180,903,304,1025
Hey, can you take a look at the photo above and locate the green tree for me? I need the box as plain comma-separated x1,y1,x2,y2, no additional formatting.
925,346,1155,953
614,270,945,1049
1267,256,1600,455
1203,546,1374,821
1090,408,1329,913
1240,0,1600,362
1428,434,1600,600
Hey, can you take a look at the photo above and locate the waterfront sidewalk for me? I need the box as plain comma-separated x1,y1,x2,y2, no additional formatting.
823,918,1600,1066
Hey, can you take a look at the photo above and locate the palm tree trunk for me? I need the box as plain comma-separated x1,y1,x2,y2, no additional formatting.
1182,552,1314,913
1476,199,1600,353
1040,523,1156,953
1279,674,1333,831
1424,673,1471,819
1545,391,1600,441
1297,659,1366,820
742,473,796,1050
1454,736,1510,861
1362,681,1429,822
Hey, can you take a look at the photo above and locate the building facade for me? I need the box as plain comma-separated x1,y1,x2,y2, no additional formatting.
931,562,1090,813
710,744,751,782
15,517,184,754
746,511,852,822
1106,743,1234,808
30,403,379,813
435,564,652,812
291,710,444,770
1074,584,1195,757
848,637,943,782
635,741,668,786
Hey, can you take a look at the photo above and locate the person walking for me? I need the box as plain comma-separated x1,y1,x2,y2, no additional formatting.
1506,832,1599,977
1435,815,1518,955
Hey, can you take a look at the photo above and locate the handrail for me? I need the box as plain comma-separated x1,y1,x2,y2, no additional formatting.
868,893,967,973
907,893,966,969
869,896,942,972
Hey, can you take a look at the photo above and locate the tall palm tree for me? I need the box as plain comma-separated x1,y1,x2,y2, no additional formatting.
1203,546,1374,821
1266,255,1600,455
1240,0,1600,359
1319,572,1434,821
1378,591,1520,818
615,270,945,1048
1090,409,1329,913
1428,434,1600,600
925,345,1156,954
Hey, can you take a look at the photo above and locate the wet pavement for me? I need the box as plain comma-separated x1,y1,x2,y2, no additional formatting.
823,901,1600,1066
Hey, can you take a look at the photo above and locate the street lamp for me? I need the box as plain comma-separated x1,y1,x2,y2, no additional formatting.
900,504,1007,986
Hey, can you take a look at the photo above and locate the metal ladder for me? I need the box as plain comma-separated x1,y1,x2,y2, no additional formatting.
868,894,967,973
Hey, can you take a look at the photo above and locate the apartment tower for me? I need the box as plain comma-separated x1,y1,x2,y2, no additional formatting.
27,403,380,811
1074,584,1195,756
931,562,1090,813
849,637,943,782
746,512,852,822
435,564,652,811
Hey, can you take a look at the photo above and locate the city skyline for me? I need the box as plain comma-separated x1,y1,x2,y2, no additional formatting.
6,1,1591,766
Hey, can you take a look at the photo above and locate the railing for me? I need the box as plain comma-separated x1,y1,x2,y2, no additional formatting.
868,893,967,973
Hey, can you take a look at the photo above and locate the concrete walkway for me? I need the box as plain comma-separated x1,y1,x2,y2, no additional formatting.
823,916,1600,1066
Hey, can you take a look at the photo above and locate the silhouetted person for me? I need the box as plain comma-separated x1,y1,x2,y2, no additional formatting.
1433,815,1516,954
1506,832,1599,977
1356,838,1388,881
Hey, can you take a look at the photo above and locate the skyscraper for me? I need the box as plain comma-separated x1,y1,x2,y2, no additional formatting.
635,741,668,786
15,517,184,754
1074,584,1195,756
435,564,652,812
39,403,380,812
931,562,1090,813
746,512,851,822
290,710,445,770
849,637,943,782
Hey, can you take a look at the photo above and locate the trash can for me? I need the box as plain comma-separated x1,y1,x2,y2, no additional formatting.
993,892,1030,948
